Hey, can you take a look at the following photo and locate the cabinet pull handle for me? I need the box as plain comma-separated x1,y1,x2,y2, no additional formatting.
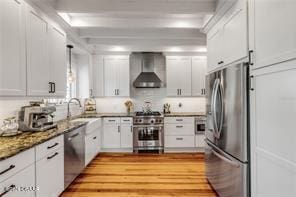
0,184,16,196
0,165,15,175
118,126,120,133
108,120,116,122
177,89,179,95
47,152,58,160
130,126,133,133
176,138,183,140
249,50,254,65
53,82,56,93
176,119,183,121
176,125,183,128
93,136,97,140
49,82,53,93
47,142,59,149
117,89,119,95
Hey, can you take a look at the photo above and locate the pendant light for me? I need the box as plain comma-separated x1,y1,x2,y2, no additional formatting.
67,45,75,83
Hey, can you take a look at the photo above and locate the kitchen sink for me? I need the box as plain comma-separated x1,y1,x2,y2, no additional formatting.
70,118,101,134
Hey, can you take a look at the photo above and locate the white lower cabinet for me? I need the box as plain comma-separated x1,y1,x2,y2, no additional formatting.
103,120,121,149
103,117,133,150
120,123,133,148
164,117,195,149
195,134,205,148
85,130,100,166
0,165,35,197
165,136,195,148
36,137,64,197
251,61,296,197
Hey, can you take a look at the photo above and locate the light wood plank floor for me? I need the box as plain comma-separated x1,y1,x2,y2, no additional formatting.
61,153,217,197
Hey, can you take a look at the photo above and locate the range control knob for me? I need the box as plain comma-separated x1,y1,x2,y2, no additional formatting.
150,120,155,124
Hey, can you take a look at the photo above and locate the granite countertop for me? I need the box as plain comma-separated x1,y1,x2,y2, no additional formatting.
0,120,87,161
81,113,134,118
164,112,206,117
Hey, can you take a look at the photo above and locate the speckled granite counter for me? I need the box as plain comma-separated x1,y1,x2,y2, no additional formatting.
0,120,87,161
164,112,206,117
81,113,134,118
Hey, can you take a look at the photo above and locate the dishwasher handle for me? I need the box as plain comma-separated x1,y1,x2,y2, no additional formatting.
68,132,80,141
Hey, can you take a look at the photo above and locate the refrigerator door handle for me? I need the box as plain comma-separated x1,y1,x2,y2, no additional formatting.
211,79,220,134
206,139,241,168
215,81,224,139
212,149,240,168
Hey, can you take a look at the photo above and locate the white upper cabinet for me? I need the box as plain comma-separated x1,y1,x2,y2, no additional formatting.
166,56,192,97
48,26,67,97
192,57,207,96
223,0,248,65
207,0,248,72
207,26,224,72
26,5,50,96
104,56,130,97
0,0,26,96
249,0,296,69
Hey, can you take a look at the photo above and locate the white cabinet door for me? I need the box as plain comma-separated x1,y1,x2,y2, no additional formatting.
85,130,99,166
0,165,35,197
249,0,296,69
223,0,248,65
104,58,117,97
49,26,67,97
36,148,64,197
251,62,296,197
103,124,121,148
0,0,26,96
195,134,205,148
192,57,207,96
166,57,192,96
93,56,104,97
26,5,50,96
207,28,223,73
103,56,130,97
117,57,130,97
120,124,133,148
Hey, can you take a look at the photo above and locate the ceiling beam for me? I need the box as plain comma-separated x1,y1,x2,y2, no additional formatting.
78,28,206,39
55,0,216,15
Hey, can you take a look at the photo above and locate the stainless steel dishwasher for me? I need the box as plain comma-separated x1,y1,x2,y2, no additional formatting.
64,125,86,189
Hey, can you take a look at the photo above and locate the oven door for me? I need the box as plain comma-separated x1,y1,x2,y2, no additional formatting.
133,125,163,149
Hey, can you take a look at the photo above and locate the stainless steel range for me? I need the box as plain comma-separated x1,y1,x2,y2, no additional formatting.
133,111,164,153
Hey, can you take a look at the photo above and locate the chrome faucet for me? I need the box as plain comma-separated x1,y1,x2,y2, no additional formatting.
67,98,82,119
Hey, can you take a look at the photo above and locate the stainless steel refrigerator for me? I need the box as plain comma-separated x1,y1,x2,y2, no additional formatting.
205,62,250,197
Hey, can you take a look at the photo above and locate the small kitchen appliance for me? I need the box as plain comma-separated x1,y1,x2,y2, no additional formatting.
18,105,57,132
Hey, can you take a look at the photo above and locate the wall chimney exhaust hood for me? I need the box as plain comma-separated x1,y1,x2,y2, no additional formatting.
133,52,164,88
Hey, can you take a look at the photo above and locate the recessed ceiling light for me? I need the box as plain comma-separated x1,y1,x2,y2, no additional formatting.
195,47,207,52
109,46,126,52
167,47,184,52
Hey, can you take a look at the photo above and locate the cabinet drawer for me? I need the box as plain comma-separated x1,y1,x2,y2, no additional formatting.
36,135,64,161
164,124,194,136
121,117,132,124
103,118,120,124
165,136,195,148
164,117,194,124
36,147,64,197
0,148,34,183
0,164,35,197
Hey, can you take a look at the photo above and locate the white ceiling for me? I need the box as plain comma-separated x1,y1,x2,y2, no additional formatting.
50,0,216,54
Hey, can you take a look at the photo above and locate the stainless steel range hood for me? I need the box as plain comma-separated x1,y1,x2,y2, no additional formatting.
133,52,164,88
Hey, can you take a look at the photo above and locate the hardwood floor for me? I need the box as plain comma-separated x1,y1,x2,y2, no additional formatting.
61,153,217,197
